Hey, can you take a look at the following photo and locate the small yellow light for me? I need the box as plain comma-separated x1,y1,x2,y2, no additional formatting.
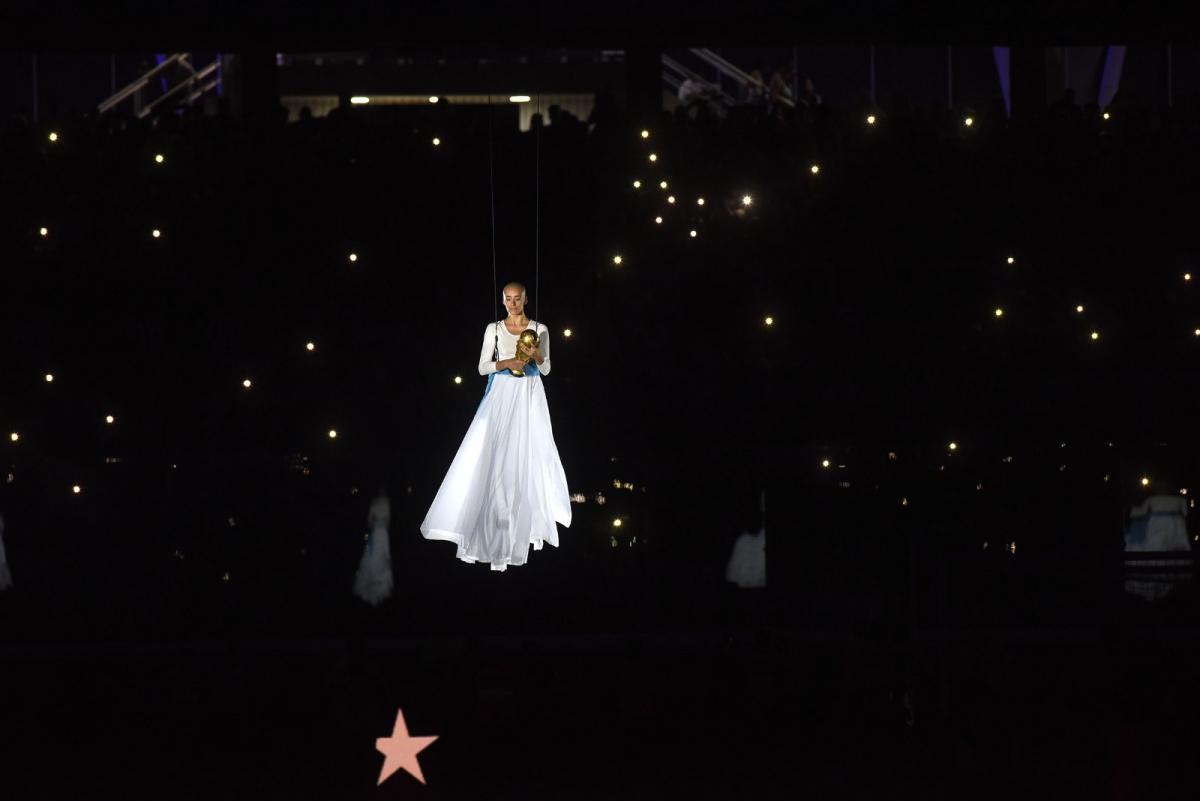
48,131,59,142
1103,111,1111,120
901,497,909,506
994,308,1004,317
659,180,668,189
1091,331,1100,341
764,316,774,326
432,137,441,146
1181,488,1189,496
640,129,650,139
964,116,974,127
306,341,315,351
429,96,439,103
39,226,48,237
866,114,876,125
949,442,958,451
45,373,54,382
563,328,572,337
810,164,820,175
654,216,663,224
72,485,81,494
612,518,622,527
151,229,161,238
821,459,831,468
328,429,338,439
154,153,164,164
632,180,641,188
667,195,675,204
9,432,18,442
1076,305,1085,313
348,252,358,262
454,376,462,384
689,230,697,238
742,194,753,206
1186,273,1193,281
1194,329,1200,337
350,96,370,105
242,379,252,388
613,255,623,265
105,415,114,424
1007,256,1015,264
697,197,705,206
1141,476,1150,486
648,153,657,162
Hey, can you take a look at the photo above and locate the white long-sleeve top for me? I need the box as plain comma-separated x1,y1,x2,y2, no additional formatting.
478,320,552,376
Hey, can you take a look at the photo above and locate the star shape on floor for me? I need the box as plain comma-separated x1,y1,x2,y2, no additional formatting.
376,708,438,786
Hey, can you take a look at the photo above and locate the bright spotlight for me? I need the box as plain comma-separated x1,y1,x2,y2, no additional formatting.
742,195,753,206
48,131,59,142
613,255,623,265
509,95,531,103
964,116,974,127
640,129,650,139
429,96,439,103
350,96,370,104
348,253,358,263
689,230,697,238
243,379,252,388
432,137,441,146
151,229,162,238
867,114,877,125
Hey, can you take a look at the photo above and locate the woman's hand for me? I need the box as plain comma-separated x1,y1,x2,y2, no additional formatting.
521,343,543,363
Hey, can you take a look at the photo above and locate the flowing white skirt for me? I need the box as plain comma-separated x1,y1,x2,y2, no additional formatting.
420,369,572,571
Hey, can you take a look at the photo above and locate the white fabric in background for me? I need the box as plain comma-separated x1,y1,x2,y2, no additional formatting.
726,528,767,588
421,369,571,571
353,494,394,606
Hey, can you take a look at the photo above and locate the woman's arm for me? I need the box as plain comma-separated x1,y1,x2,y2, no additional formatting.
478,324,499,376
535,325,551,375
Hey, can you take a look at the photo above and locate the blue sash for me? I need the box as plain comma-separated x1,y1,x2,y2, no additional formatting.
477,362,541,413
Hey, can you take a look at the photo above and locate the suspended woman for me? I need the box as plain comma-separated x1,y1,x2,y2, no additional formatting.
419,282,572,570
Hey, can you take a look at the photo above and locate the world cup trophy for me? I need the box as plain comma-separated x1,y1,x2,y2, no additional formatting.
511,329,539,377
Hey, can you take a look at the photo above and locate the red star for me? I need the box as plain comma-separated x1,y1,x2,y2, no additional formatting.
376,708,438,786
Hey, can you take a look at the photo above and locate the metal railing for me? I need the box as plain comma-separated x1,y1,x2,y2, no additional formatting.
98,53,220,118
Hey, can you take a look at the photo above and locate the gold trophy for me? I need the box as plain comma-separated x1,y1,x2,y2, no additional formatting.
510,329,539,377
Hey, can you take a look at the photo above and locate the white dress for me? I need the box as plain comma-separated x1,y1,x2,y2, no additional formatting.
0,513,11,590
420,319,572,571
353,494,393,605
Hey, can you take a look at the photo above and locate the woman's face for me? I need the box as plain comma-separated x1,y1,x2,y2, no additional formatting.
504,289,526,316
